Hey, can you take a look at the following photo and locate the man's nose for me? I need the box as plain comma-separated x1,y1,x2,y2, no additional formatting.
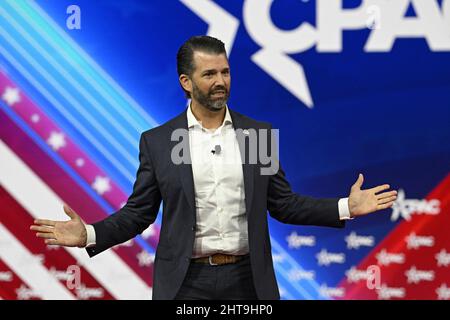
214,73,226,86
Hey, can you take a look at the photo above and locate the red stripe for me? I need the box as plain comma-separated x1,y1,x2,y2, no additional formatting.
0,186,117,299
0,260,38,300
0,109,154,287
339,174,450,299
0,72,161,248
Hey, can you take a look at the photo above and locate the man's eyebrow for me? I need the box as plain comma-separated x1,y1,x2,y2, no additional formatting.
201,67,229,74
201,69,218,74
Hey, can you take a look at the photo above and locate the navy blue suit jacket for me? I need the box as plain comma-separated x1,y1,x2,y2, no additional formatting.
87,108,345,300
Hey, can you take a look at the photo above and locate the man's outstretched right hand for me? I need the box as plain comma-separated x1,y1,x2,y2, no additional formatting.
30,204,87,248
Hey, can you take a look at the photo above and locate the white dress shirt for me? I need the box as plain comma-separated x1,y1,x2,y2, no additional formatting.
187,105,249,258
85,105,352,251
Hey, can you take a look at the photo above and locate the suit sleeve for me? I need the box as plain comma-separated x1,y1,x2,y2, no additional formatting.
87,133,162,257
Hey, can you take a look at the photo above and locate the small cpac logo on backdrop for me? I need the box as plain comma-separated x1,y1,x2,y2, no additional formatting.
346,265,382,290
390,189,440,221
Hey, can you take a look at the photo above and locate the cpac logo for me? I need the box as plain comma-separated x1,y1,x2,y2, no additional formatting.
16,285,41,300
346,265,381,290
345,232,375,249
319,284,345,298
375,249,405,266
346,267,370,283
0,271,13,282
316,249,345,266
49,266,79,283
377,284,405,300
405,232,434,250
390,189,440,221
181,0,450,108
286,231,315,249
288,268,315,281
405,266,435,284
76,284,104,300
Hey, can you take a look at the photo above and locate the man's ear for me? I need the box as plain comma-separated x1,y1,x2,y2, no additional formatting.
179,74,192,96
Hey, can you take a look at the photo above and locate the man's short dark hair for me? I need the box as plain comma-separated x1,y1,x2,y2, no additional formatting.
177,35,227,98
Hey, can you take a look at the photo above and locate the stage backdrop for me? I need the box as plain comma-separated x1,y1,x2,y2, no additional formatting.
1,0,449,300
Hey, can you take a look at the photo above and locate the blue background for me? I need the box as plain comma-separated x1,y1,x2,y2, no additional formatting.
2,0,449,299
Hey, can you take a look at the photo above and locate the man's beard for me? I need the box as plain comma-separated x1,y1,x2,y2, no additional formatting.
192,82,229,112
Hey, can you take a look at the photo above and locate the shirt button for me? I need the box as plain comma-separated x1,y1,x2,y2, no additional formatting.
218,208,223,212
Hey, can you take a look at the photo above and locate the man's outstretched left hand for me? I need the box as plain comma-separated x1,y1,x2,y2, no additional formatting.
348,173,398,218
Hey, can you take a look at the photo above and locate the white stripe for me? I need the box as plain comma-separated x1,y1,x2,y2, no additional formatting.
271,238,322,300
5,0,157,132
0,223,75,300
9,0,158,129
1,7,140,149
0,140,152,299
0,45,135,183
0,26,138,168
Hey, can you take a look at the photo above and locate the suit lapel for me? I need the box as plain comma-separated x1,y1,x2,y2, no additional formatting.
230,110,255,217
168,110,196,213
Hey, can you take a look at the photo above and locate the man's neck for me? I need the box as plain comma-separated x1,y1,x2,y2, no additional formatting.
190,100,226,130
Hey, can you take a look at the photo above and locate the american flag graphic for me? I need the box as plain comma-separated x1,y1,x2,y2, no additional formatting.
0,0,449,300
0,0,159,300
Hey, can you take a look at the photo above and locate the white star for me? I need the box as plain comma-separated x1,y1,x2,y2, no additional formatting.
47,131,66,151
136,250,154,267
180,0,239,54
2,86,21,106
31,114,40,123
92,176,111,195
180,0,313,107
75,158,85,167
436,283,450,300
435,249,450,267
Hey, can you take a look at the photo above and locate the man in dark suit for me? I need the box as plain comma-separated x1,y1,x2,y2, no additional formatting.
31,36,397,300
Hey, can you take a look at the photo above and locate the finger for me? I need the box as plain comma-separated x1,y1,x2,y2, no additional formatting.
36,232,56,239
45,239,62,246
63,204,78,220
30,225,54,233
371,184,390,194
351,173,364,190
34,219,56,227
377,201,395,210
377,190,397,200
378,196,397,205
